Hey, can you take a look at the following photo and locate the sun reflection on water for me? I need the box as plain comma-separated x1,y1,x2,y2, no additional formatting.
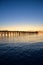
0,33,43,43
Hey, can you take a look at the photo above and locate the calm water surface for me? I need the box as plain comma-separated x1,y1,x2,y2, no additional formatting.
0,33,43,65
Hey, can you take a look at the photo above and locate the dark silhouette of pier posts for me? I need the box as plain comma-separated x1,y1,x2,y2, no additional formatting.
0,31,38,37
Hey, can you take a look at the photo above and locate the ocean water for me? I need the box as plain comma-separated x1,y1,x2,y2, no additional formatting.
0,33,43,65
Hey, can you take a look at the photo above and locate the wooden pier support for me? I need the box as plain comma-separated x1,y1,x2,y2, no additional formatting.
0,31,38,37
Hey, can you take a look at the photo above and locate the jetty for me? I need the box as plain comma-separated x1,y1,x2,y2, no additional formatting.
0,30,39,37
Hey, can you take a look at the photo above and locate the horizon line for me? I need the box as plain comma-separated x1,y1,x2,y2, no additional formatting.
0,30,43,32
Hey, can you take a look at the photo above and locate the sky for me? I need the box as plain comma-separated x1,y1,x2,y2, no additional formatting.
0,0,43,31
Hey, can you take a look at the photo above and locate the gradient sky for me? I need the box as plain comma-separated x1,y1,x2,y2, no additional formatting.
0,0,43,31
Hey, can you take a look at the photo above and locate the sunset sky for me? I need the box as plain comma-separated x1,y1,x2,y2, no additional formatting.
0,0,43,31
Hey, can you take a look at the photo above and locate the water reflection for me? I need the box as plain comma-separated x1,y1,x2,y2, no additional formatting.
0,33,43,65
0,33,43,43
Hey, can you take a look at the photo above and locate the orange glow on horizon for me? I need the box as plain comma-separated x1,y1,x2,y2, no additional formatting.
0,25,43,31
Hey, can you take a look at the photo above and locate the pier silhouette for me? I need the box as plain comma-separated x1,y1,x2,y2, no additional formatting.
0,30,38,37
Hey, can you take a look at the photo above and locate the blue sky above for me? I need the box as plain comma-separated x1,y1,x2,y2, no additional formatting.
0,0,43,31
